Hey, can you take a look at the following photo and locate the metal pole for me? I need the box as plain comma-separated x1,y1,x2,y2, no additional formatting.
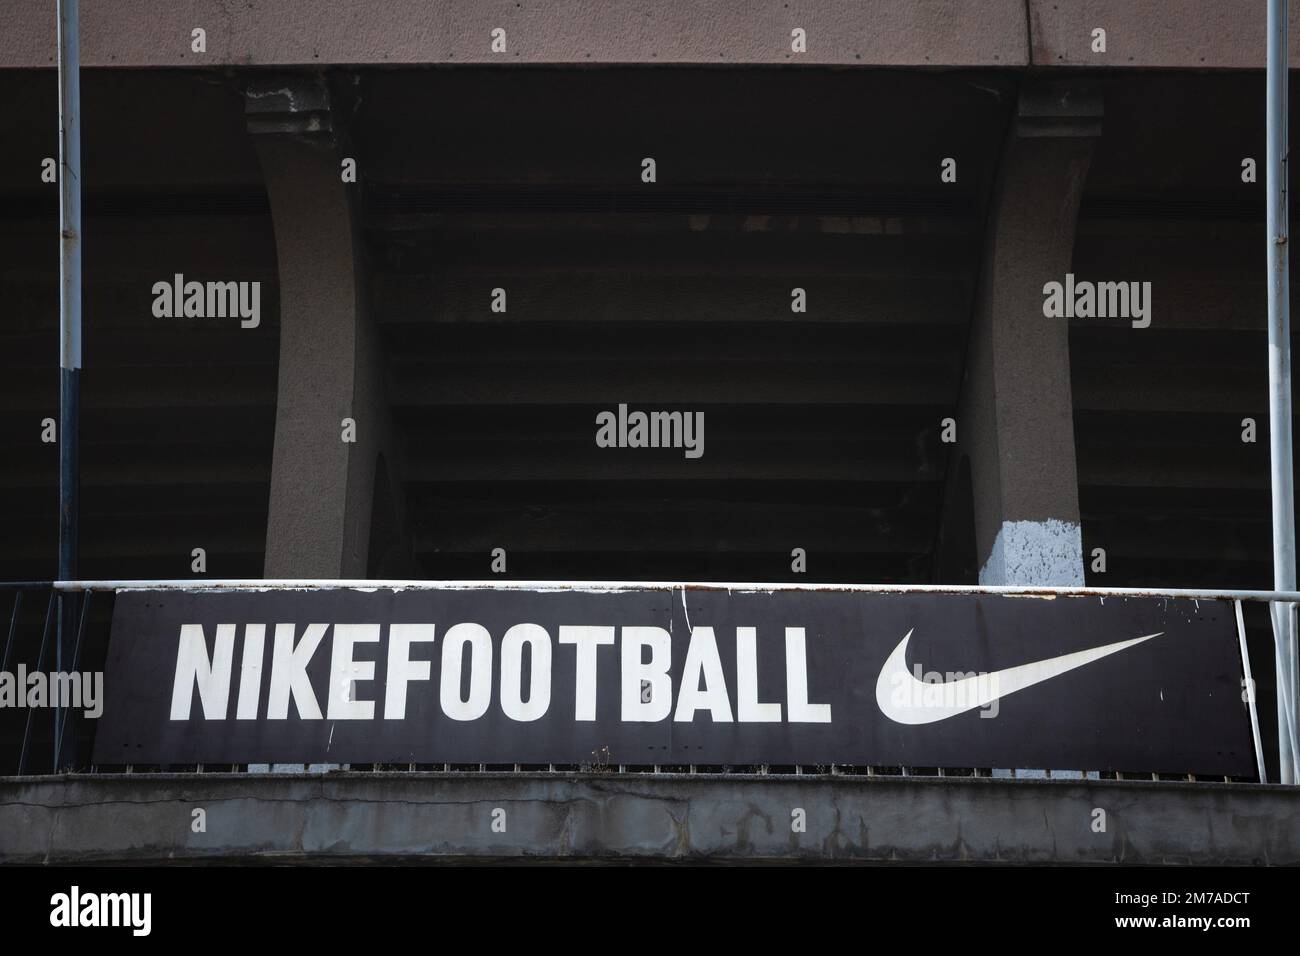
56,0,82,772
1267,0,1299,785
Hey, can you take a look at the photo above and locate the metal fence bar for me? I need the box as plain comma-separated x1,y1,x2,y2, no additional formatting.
1,589,22,674
1280,604,1300,774
69,589,89,675
1237,599,1268,784
53,593,65,775
34,578,1300,604
54,589,91,772
17,591,56,775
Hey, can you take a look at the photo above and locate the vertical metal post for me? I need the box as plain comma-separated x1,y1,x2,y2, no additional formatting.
57,0,82,771
1267,0,1299,785
57,0,82,580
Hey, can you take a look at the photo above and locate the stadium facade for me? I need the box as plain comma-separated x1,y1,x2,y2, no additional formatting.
1,1,1299,864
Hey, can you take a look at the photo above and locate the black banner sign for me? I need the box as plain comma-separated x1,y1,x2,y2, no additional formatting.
93,586,1256,775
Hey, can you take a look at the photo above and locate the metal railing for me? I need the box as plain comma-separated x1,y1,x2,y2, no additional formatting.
1,584,95,774
0,578,1293,783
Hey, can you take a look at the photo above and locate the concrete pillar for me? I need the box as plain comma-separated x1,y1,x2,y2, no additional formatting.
246,76,410,578
955,83,1101,586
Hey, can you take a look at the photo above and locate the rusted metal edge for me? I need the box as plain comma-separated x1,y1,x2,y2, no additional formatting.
28,578,1300,604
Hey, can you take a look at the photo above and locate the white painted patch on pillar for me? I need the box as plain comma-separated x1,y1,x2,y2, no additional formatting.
980,519,1083,781
979,519,1084,586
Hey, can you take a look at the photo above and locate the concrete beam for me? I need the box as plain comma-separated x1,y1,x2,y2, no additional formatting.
1,772,1295,864
1028,0,1282,69
0,1,1025,68
247,76,410,578
1,1,1296,70
953,83,1100,586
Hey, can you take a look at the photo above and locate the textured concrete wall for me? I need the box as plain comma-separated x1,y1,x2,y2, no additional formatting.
2,772,1296,864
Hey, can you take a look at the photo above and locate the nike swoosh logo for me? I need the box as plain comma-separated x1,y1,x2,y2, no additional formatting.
875,629,1164,725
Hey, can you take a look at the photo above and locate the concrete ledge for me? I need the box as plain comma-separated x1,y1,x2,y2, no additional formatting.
1,773,1296,864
